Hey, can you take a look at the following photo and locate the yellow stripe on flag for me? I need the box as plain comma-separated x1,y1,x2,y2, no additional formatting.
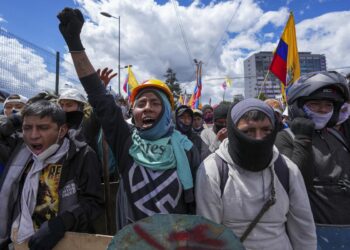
281,12,300,85
225,76,232,87
128,66,139,90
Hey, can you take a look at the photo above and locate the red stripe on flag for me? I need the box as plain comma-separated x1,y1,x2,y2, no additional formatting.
123,75,129,93
269,54,287,84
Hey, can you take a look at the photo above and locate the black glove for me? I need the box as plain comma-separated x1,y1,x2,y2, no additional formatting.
290,117,315,138
28,216,66,250
57,8,85,52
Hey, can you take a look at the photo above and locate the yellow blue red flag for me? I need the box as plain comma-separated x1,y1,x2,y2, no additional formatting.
191,63,202,109
123,66,139,97
269,12,300,86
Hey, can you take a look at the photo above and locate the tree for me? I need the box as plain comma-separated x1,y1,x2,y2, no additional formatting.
164,68,182,100
256,92,267,101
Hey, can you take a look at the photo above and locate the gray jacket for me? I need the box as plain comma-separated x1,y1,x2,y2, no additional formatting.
196,139,317,250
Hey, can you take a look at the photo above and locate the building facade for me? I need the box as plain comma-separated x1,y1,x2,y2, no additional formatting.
244,52,327,99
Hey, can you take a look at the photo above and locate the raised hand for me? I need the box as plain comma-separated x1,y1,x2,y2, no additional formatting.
291,117,315,138
57,7,85,51
216,127,228,142
97,67,118,87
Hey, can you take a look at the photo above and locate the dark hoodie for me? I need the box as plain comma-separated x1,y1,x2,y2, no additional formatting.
175,105,202,162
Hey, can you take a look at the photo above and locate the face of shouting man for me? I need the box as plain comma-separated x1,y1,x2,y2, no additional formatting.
22,115,67,156
132,91,163,130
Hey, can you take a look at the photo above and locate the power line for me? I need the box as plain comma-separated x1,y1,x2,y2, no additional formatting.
203,1,241,66
178,65,350,84
171,0,194,68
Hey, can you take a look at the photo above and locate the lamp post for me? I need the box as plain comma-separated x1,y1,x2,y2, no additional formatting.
101,11,121,95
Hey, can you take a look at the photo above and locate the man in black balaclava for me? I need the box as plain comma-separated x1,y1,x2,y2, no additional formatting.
200,102,230,159
175,105,202,158
196,98,316,250
202,104,214,128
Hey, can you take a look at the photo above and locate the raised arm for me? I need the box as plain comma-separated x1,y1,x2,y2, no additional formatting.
57,8,131,164
275,117,314,188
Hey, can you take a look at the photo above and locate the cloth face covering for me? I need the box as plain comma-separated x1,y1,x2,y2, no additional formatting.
130,90,194,190
227,98,277,172
203,113,213,124
303,104,333,130
337,103,350,125
175,108,193,135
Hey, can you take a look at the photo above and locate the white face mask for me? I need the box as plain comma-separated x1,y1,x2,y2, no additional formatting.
28,128,63,162
303,104,333,130
337,103,350,125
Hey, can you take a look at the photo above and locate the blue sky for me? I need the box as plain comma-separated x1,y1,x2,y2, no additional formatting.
0,0,348,54
0,0,350,103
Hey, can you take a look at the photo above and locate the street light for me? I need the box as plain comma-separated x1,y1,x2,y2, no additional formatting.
101,11,121,95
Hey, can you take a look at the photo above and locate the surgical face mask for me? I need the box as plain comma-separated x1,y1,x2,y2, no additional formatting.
337,103,350,125
303,104,333,130
29,128,63,162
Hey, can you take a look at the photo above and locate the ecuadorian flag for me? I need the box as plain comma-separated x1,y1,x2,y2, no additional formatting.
269,12,300,86
191,62,202,109
123,66,139,97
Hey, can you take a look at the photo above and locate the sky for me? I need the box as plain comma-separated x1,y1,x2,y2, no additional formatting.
0,0,350,104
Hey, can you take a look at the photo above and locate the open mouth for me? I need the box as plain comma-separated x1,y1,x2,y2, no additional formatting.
142,117,156,128
30,144,44,155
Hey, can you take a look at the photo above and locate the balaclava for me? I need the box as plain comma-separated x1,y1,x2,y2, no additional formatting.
213,102,230,133
175,105,193,136
227,98,278,172
337,102,350,125
202,104,214,124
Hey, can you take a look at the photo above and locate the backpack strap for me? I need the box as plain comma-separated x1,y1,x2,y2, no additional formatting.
274,154,289,194
214,153,229,197
215,153,290,195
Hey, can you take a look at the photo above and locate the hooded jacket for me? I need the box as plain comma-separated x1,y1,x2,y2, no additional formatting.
196,140,316,250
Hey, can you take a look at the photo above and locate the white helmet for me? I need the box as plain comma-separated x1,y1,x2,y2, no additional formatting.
58,88,87,104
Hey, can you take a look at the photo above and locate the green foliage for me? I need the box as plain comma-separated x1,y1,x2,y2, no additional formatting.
256,92,267,101
164,68,182,100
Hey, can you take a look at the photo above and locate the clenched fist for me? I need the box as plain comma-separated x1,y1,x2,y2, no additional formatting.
57,7,85,51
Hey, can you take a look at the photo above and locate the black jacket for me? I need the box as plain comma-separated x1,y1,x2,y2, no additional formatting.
80,73,200,229
275,128,314,187
275,127,350,224
0,131,104,247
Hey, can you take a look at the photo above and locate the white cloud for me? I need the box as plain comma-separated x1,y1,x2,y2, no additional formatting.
0,35,57,97
0,32,83,98
3,1,345,105
296,11,350,75
71,0,290,104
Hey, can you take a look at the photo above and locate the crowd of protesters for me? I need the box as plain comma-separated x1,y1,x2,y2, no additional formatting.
0,7,350,250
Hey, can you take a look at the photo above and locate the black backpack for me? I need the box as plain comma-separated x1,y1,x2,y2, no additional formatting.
214,153,289,197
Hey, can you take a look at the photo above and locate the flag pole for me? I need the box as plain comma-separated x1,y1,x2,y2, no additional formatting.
257,70,270,99
223,88,226,102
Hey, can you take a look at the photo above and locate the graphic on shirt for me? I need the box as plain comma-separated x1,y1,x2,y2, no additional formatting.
32,164,62,229
129,163,182,216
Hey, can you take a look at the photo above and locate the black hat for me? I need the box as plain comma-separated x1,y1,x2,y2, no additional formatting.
175,105,193,117
213,102,231,121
